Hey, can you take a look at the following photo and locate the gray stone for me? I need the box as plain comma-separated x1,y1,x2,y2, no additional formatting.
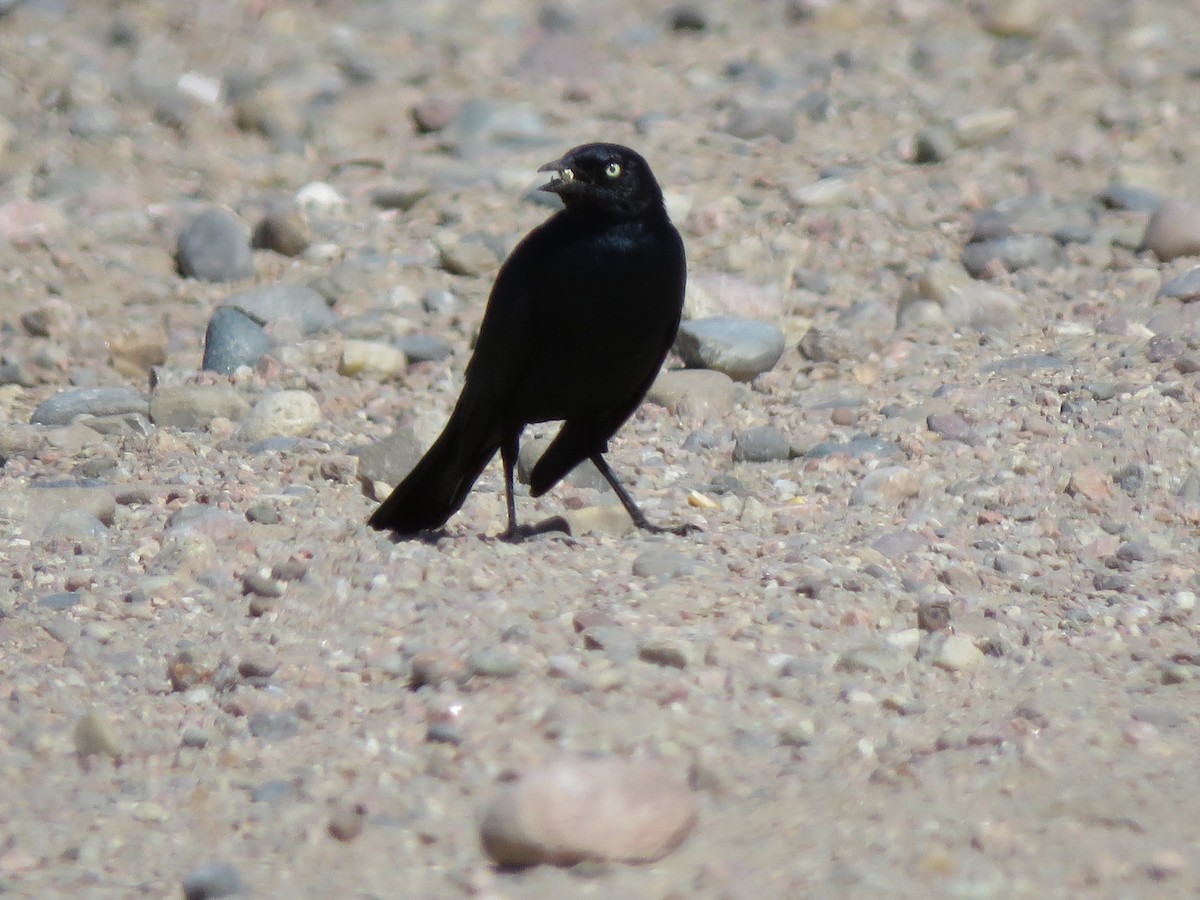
675,316,785,381
182,862,246,900
222,283,336,335
31,387,147,425
149,385,250,429
733,425,791,462
961,233,1059,278
357,426,424,486
43,509,108,539
646,369,736,417
1157,267,1200,302
632,548,696,578
202,307,271,374
1141,200,1200,262
175,207,254,282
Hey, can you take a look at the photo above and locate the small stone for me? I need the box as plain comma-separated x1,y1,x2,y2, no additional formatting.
951,108,1017,146
961,234,1058,278
222,283,337,335
927,412,980,445
175,207,254,282
328,803,367,842
182,862,246,900
150,385,250,430
108,324,169,377
357,426,423,487
31,387,146,426
933,634,984,671
784,176,852,209
646,369,736,417
1066,466,1111,503
675,316,786,381
202,307,271,374
338,340,407,378
1141,200,1200,262
668,5,708,32
243,570,285,598
917,599,952,632
732,425,791,463
979,0,1045,38
469,646,522,678
723,102,795,143
73,708,122,758
479,756,698,866
850,466,920,507
1156,267,1200,302
563,505,636,537
638,638,690,669
251,204,310,257
247,711,301,742
912,126,956,164
436,232,502,277
237,391,322,442
632,548,696,578
44,509,108,539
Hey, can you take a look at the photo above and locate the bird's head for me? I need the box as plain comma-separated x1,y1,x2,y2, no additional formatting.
538,143,665,220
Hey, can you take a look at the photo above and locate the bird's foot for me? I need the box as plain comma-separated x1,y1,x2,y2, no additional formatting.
499,515,573,543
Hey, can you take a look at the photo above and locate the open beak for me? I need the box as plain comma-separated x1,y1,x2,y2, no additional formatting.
537,158,575,194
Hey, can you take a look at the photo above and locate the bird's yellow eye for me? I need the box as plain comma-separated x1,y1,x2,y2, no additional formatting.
605,162,622,178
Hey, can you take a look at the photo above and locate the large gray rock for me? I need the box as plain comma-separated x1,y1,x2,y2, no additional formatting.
675,316,785,381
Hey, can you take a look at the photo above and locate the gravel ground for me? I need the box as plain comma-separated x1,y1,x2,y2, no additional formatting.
3,1,1200,897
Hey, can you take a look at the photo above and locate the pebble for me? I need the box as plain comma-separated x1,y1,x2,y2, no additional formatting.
1157,267,1200,302
222,283,337,335
395,333,452,364
723,102,795,143
247,711,301,742
912,126,956,164
850,466,921,507
149,385,249,430
961,234,1058,278
1140,200,1200,262
357,426,423,487
646,369,736,417
638,638,690,669
182,862,246,900
43,509,108,539
338,339,407,378
175,207,254,282
805,435,896,461
436,231,502,277
933,634,985,671
469,646,522,678
732,425,791,463
479,756,698,866
927,412,981,445
440,99,549,158
327,803,367,843
202,307,271,374
251,204,310,257
1097,183,1163,213
784,176,852,209
237,391,322,442
675,316,786,381
108,324,168,377
978,0,1045,38
951,108,1017,146
30,387,146,426
898,260,1019,332
632,548,696,578
421,287,458,315
564,505,637,537
73,708,122,758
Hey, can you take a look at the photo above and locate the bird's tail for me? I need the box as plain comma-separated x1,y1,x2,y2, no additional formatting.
367,413,498,535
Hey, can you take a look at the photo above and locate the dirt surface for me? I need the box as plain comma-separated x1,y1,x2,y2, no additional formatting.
3,1,1200,897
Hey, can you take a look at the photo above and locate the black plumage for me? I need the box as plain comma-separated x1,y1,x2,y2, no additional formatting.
368,142,691,539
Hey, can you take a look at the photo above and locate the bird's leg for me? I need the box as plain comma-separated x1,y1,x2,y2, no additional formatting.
499,431,570,542
590,454,697,536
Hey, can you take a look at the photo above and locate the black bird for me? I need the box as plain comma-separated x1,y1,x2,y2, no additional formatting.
368,142,691,540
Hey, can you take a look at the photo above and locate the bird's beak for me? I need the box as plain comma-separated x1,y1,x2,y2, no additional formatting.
537,158,575,194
